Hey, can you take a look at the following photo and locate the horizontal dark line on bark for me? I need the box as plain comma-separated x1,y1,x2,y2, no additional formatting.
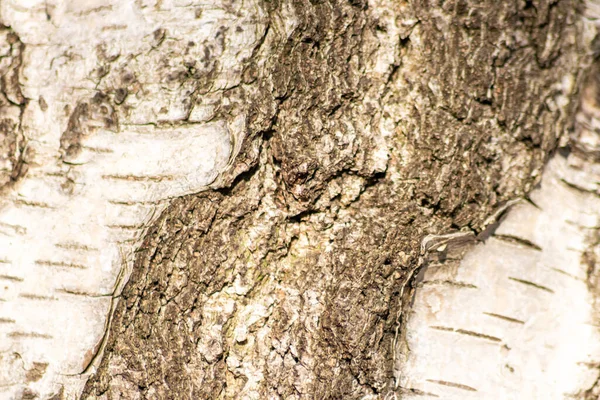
430,325,453,332
577,361,600,369
42,171,65,177
559,178,600,197
483,312,525,325
34,260,88,269
492,234,542,251
0,317,15,324
101,174,176,182
0,274,21,282
107,199,160,206
565,219,600,230
56,288,108,297
13,199,55,209
118,238,138,244
19,293,57,301
119,121,210,128
430,326,502,343
101,24,128,31
550,267,584,281
8,332,52,339
426,379,477,392
399,387,440,397
421,280,478,289
106,224,142,230
0,222,26,235
566,247,584,254
508,277,554,293
82,145,114,154
54,242,99,252
75,4,113,16
455,329,502,342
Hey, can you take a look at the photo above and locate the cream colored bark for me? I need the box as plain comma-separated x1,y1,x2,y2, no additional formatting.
0,0,254,398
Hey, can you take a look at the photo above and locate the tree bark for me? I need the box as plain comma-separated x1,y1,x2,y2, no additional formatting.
0,0,595,399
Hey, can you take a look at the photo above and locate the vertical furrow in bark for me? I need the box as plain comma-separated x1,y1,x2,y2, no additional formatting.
0,26,27,195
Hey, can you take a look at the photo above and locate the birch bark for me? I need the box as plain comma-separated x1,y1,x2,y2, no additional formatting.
0,1,594,399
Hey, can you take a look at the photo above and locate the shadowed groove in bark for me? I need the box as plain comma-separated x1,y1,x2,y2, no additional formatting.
581,225,600,399
80,0,587,399
0,26,28,195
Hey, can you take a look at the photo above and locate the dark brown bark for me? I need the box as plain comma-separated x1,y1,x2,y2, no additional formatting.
81,1,586,398
0,27,27,194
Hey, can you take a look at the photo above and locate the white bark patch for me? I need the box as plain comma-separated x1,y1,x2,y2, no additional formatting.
0,0,265,398
397,155,600,399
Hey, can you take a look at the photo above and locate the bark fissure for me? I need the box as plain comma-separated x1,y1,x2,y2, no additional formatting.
77,1,587,399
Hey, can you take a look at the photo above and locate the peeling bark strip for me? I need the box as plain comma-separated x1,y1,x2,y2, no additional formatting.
72,1,587,399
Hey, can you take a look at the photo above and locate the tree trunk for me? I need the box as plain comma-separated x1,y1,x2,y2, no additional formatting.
0,0,596,399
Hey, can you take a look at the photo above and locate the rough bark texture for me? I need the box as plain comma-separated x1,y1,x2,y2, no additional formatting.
74,1,588,399
0,26,26,194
